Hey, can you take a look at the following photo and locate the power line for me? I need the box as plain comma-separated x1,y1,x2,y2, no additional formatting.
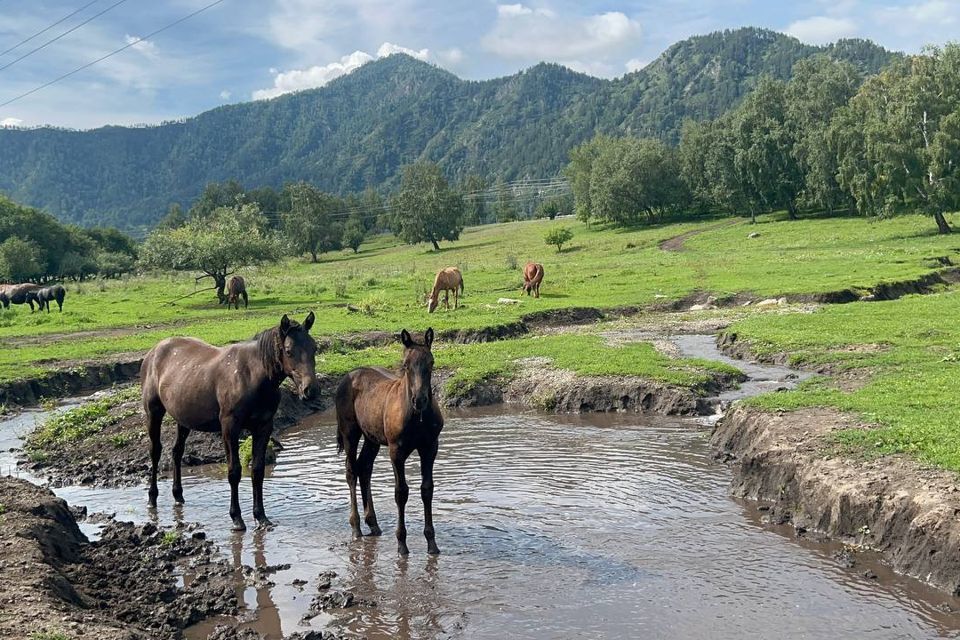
0,0,226,108
0,0,102,58
0,0,130,73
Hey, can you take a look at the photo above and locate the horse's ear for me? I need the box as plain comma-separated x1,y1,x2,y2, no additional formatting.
303,311,315,333
280,314,291,336
424,327,434,348
400,329,413,348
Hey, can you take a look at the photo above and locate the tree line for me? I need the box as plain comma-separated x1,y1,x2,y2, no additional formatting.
567,45,960,234
0,195,138,283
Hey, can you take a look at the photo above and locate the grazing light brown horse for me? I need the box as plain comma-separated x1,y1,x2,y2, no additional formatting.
522,262,544,298
427,266,463,313
335,328,443,555
140,312,318,531
227,275,248,309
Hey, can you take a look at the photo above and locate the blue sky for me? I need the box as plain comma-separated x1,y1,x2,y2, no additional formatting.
0,0,957,129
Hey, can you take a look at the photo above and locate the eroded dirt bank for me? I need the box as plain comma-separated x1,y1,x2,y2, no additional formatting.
713,406,960,595
0,476,238,639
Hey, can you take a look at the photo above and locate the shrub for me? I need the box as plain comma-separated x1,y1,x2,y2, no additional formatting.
544,227,573,253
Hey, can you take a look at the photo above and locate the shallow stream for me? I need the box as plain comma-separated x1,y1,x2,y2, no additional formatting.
2,335,959,639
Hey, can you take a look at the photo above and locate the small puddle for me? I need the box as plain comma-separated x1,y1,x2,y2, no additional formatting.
1,337,959,639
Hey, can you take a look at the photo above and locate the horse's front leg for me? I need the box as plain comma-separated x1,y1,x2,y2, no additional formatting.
172,424,190,503
221,417,245,531
389,443,412,555
419,439,440,555
251,423,273,528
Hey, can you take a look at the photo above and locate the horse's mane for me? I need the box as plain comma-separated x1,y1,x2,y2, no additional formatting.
254,324,289,375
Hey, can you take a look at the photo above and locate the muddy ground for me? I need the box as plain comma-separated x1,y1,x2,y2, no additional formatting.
0,476,239,639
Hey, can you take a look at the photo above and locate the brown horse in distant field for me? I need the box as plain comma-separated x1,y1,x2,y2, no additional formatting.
335,328,443,555
27,285,66,312
522,262,544,298
427,267,463,313
0,283,41,310
140,312,318,531
227,276,248,309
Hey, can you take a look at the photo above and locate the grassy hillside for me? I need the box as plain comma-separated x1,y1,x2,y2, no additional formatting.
0,29,896,230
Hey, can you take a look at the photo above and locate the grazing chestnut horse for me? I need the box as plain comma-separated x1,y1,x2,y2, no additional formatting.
27,285,66,312
227,276,248,309
522,262,544,298
0,283,40,310
141,312,318,531
427,266,463,313
335,328,443,555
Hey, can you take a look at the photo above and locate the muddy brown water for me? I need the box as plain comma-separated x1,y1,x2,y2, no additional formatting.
2,337,960,638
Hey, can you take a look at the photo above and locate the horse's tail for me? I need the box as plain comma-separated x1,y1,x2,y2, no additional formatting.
459,277,464,295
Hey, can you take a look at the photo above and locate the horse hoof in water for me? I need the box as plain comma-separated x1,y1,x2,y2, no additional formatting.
232,519,247,532
367,525,383,537
398,542,410,556
427,542,441,556
256,517,274,529
172,492,185,504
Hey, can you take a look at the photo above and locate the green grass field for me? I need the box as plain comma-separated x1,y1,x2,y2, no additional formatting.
2,211,957,383
5,210,960,472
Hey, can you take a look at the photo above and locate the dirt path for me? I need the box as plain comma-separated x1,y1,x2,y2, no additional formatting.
658,218,743,252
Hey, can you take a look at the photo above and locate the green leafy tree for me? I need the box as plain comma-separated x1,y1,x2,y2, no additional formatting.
588,137,690,225
139,203,282,302
565,136,608,224
461,174,487,225
784,56,862,213
281,182,345,262
0,237,43,282
343,211,366,253
544,227,573,253
538,198,563,220
493,179,518,222
390,161,464,250
158,203,187,229
189,180,248,219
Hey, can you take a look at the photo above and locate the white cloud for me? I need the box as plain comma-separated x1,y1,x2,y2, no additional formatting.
785,16,858,44
219,90,232,100
0,117,23,128
625,58,650,73
253,50,374,100
124,35,159,57
875,0,960,36
482,5,641,64
438,48,464,66
376,42,429,60
562,60,614,77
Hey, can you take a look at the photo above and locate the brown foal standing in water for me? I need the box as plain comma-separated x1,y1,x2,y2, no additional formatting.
227,275,248,309
427,266,463,313
335,328,443,555
140,312,318,530
522,262,544,298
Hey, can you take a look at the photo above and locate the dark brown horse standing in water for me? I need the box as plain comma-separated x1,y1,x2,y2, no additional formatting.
227,276,248,309
522,262,544,298
140,313,318,530
335,328,443,555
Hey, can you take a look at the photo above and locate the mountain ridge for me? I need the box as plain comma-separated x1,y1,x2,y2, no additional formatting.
0,27,898,230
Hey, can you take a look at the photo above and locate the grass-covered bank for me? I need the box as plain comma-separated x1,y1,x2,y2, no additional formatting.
1,211,958,383
727,290,960,472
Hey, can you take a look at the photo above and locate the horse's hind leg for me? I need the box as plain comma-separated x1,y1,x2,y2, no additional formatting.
172,424,189,503
418,439,441,555
242,291,248,309
358,438,382,536
146,401,165,507
343,431,363,539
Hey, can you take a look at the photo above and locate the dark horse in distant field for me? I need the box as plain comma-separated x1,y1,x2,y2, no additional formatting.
335,328,443,555
226,276,248,309
0,283,41,310
27,285,66,312
141,312,318,530
522,262,544,298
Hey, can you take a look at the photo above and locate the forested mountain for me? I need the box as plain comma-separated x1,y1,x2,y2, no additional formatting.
0,28,897,231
